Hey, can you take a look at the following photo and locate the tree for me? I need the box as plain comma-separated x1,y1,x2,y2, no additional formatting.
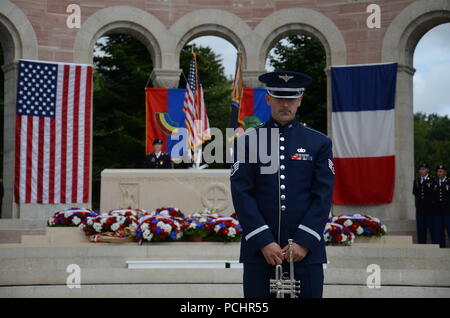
92,34,154,209
268,34,327,133
414,112,450,175
91,35,231,208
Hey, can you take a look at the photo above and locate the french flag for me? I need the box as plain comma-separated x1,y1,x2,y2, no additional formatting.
331,63,397,205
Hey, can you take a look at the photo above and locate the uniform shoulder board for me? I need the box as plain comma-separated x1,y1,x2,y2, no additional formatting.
302,124,329,139
254,122,265,129
237,122,265,138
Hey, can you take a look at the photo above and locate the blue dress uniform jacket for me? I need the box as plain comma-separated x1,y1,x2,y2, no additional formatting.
230,117,334,265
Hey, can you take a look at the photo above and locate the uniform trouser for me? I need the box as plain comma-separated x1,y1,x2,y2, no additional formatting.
431,215,445,248
243,262,324,298
416,212,430,244
444,216,450,247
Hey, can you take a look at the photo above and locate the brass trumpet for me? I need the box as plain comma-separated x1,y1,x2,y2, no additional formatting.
269,239,301,298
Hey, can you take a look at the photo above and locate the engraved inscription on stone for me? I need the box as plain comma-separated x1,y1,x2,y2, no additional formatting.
201,183,229,212
119,183,139,209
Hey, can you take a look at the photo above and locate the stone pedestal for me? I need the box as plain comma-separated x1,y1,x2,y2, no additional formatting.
100,169,233,216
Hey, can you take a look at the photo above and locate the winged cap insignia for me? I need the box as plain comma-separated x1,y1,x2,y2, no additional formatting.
278,74,294,83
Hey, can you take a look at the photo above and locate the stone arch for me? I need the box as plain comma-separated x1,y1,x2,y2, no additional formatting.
0,0,38,218
169,9,253,70
73,6,167,68
382,0,450,66
250,8,347,139
253,8,347,70
0,0,38,63
380,0,450,221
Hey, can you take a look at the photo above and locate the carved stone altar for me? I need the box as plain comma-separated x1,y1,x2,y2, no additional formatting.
100,169,233,215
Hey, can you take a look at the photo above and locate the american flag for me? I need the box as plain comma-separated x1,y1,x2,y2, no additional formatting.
183,52,210,150
14,59,93,204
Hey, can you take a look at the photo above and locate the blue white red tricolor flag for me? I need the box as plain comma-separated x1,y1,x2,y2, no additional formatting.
14,59,93,204
331,62,397,205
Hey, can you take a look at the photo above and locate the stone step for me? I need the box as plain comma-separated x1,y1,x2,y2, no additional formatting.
0,219,46,230
0,283,243,298
0,230,46,244
20,227,85,245
1,244,448,270
1,283,449,298
1,243,446,259
353,235,412,245
323,284,450,298
1,267,449,287
0,219,47,244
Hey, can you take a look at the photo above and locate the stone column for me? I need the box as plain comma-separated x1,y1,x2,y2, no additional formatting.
150,69,182,88
394,64,416,221
325,67,332,137
242,70,266,88
1,61,19,218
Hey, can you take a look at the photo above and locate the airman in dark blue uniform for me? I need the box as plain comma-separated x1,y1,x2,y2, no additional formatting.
230,71,334,298
413,163,435,244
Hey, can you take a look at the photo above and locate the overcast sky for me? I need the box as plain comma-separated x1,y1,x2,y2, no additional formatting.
413,23,450,116
190,22,450,116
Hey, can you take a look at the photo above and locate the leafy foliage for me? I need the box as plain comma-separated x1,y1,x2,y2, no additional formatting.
414,112,450,174
91,35,231,208
268,34,327,133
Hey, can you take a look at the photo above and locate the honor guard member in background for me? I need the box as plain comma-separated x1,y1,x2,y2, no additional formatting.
413,163,435,244
434,165,449,247
144,139,172,169
230,71,334,298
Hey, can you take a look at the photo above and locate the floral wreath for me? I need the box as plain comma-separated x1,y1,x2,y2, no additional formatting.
209,216,242,242
47,208,97,227
109,208,148,219
330,214,387,237
80,214,138,236
136,215,183,244
324,222,355,245
148,207,185,220
183,214,217,238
